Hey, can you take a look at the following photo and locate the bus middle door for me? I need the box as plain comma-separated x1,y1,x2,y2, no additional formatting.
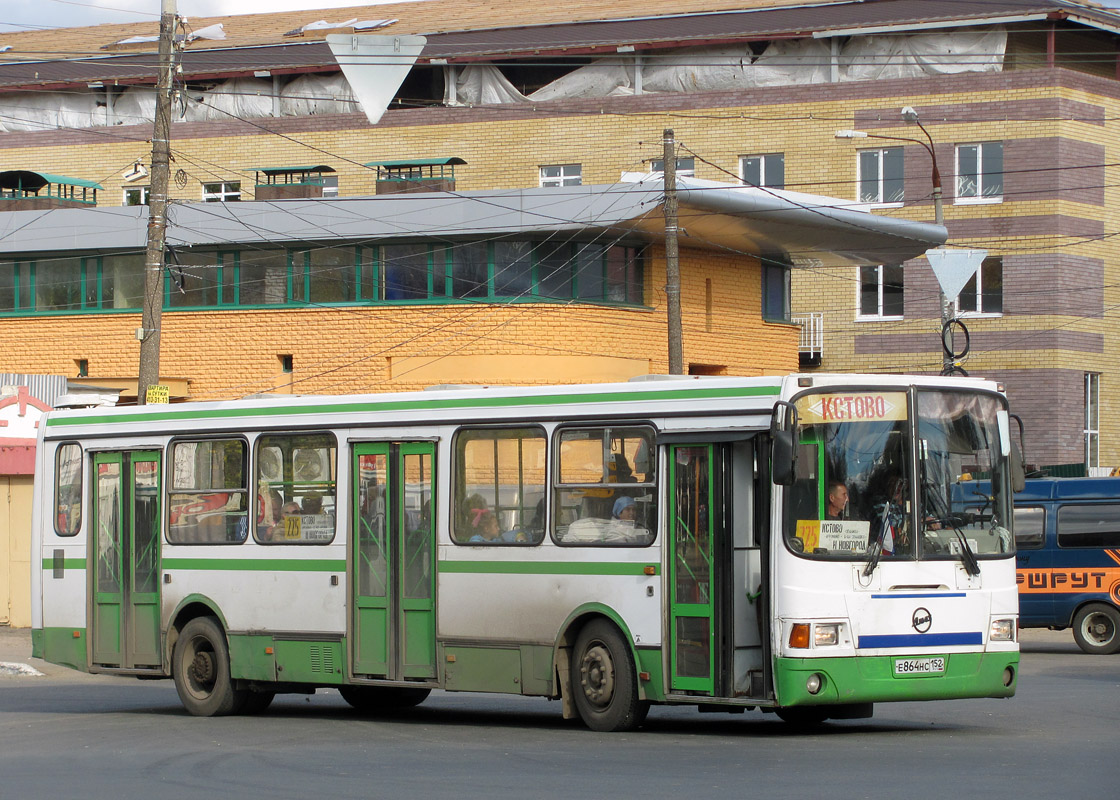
668,443,730,696
350,442,437,682
91,450,162,671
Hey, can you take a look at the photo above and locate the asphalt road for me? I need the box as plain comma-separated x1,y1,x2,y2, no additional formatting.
0,627,1116,800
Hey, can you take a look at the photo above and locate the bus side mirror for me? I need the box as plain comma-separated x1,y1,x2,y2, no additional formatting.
1010,440,1026,493
770,401,798,486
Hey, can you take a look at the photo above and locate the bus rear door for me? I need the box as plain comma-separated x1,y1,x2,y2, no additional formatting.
350,442,437,682
90,450,162,670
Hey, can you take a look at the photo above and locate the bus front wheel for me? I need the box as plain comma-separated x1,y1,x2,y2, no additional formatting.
570,620,649,732
172,616,247,716
1072,603,1120,655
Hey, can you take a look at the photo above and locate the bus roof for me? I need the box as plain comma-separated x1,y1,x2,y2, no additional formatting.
40,373,1005,440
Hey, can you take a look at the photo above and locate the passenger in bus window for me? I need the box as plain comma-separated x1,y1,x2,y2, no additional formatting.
604,495,650,543
302,492,324,514
826,481,850,520
264,502,301,542
468,510,502,543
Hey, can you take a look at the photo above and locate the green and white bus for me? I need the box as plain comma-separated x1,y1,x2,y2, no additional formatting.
31,374,1020,730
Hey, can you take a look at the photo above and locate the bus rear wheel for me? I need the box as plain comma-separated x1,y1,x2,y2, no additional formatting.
172,616,247,716
1072,604,1120,655
338,685,431,712
571,620,649,732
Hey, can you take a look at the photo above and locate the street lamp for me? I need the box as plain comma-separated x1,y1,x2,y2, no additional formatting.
836,107,953,373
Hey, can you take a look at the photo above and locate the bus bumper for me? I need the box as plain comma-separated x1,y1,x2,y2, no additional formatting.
774,651,1019,706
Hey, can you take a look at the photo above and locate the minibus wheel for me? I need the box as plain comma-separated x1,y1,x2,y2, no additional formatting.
172,616,247,716
1072,603,1120,655
571,619,649,732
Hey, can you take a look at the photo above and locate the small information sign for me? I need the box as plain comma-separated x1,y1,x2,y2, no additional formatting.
146,384,171,404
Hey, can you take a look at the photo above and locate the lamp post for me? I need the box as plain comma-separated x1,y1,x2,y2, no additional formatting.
836,108,953,374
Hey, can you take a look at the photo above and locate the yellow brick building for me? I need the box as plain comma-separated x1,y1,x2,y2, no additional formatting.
0,0,1118,470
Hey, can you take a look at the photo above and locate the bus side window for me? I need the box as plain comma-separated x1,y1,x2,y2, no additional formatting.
168,439,248,545
452,427,546,545
253,432,337,544
552,425,656,547
55,442,83,536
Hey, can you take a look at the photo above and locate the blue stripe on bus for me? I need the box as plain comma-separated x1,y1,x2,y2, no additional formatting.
857,632,983,648
869,593,967,599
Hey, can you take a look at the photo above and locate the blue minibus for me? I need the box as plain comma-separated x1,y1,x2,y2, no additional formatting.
957,477,1120,654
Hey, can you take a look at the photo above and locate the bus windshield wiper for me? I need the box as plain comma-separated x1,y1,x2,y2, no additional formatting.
863,502,890,577
924,479,980,577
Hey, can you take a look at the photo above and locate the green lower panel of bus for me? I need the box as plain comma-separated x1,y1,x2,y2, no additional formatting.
774,651,1019,706
32,627,88,672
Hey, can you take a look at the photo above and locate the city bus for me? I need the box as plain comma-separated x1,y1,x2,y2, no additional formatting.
957,476,1120,654
30,374,1020,730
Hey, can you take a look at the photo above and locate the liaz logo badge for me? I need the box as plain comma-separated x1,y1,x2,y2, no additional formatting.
912,607,932,633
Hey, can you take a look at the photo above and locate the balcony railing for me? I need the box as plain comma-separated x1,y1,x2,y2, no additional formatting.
792,312,823,367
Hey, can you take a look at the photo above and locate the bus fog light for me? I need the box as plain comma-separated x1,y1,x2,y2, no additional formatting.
990,619,1015,641
789,623,810,649
1002,666,1015,687
806,673,824,695
814,624,839,647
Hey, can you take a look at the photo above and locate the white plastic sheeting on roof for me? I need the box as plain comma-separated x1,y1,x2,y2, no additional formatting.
182,77,274,121
841,29,1006,81
280,73,361,115
444,31,1005,105
0,91,108,132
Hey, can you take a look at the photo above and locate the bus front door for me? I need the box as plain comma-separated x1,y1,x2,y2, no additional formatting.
668,444,718,695
91,451,162,670
350,442,437,681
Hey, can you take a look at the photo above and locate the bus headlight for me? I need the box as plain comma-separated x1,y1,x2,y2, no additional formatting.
990,619,1015,642
814,623,840,647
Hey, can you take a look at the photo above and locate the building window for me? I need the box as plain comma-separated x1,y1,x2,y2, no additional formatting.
1085,373,1100,472
762,263,790,322
858,265,904,319
203,181,241,202
322,176,339,197
540,164,582,187
649,157,695,177
956,142,1003,202
124,186,150,206
858,147,904,205
2,241,645,316
956,256,1003,315
741,153,784,189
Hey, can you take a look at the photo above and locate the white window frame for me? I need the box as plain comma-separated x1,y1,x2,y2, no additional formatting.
540,164,582,187
856,264,904,321
203,181,242,202
740,153,784,189
321,175,339,198
955,142,1003,205
857,147,904,207
954,256,1003,318
1085,372,1100,471
649,158,695,178
123,185,150,206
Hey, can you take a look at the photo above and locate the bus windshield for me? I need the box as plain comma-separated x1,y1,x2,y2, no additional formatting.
784,388,1013,561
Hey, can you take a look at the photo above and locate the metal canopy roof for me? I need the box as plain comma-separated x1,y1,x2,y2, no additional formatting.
0,181,944,268
363,157,467,167
0,1,1117,90
0,170,103,191
248,165,335,174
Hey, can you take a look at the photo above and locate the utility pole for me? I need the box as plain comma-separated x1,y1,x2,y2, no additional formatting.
137,0,177,404
662,129,683,375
